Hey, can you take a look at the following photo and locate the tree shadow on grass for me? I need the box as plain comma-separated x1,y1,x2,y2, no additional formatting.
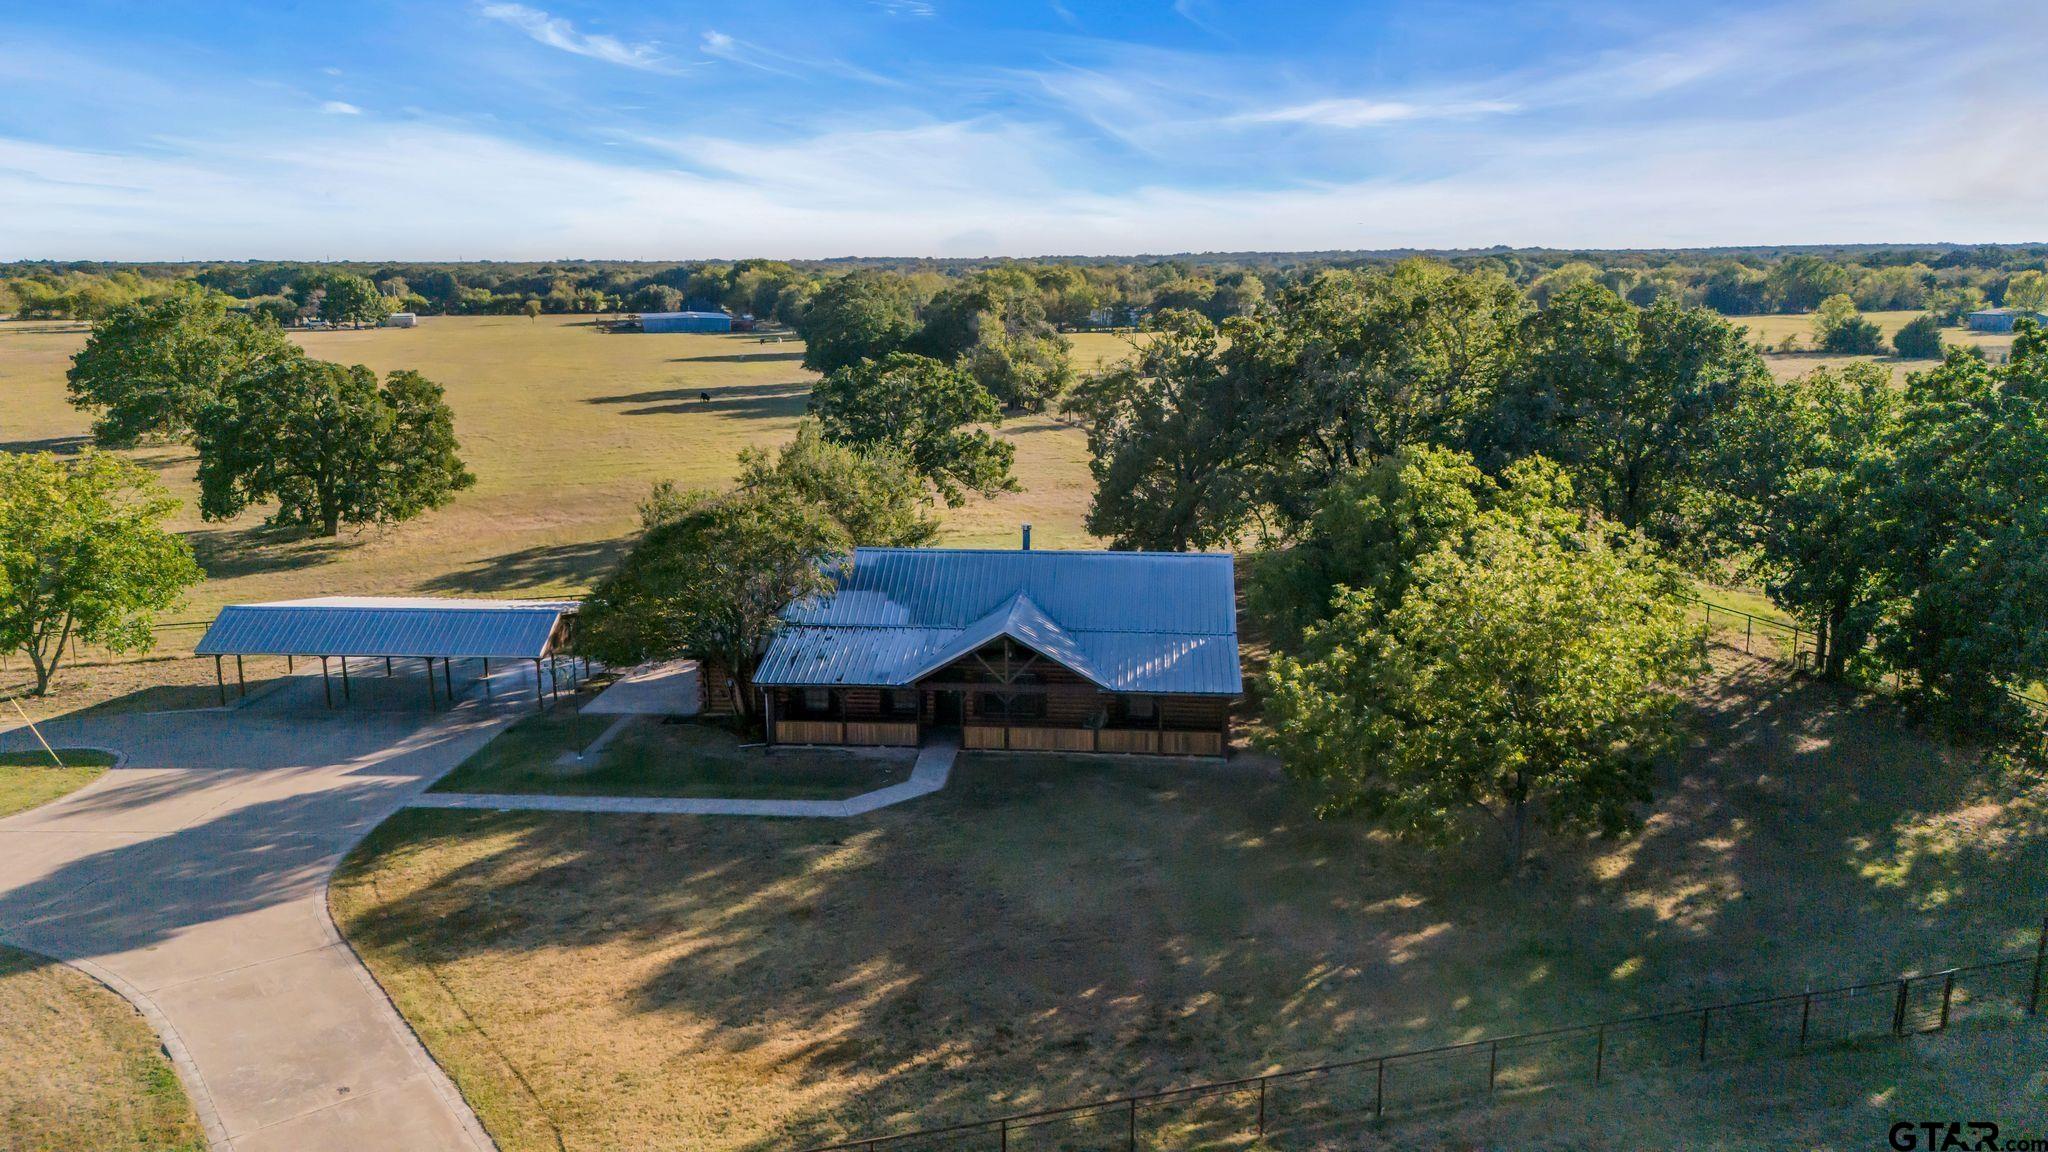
186,523,361,580
415,539,622,596
584,381,811,420
669,351,808,364
329,653,2048,1152
0,435,91,456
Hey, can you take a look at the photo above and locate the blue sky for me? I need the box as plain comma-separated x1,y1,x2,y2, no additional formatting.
2,0,2043,259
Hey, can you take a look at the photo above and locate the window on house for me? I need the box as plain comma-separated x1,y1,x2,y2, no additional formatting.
977,691,1048,721
1124,695,1157,721
802,687,832,715
882,689,918,716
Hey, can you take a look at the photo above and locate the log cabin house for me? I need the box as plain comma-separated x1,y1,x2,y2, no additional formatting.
754,544,1241,757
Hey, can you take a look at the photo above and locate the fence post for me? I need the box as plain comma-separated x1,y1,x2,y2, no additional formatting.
1256,1078,1266,1136
1798,991,1812,1050
1375,1059,1385,1119
1892,979,1910,1036
1938,970,1955,1030
1000,1119,1007,1152
1697,1008,1711,1063
1487,1040,1498,1093
1128,1098,1137,1151
1746,617,1753,653
1593,1025,1605,1083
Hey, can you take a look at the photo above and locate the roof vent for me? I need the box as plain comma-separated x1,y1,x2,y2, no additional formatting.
1021,523,1032,551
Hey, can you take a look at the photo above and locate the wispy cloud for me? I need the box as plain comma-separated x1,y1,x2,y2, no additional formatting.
476,2,668,71
319,100,363,115
870,0,935,15
1233,98,1519,129
701,29,900,86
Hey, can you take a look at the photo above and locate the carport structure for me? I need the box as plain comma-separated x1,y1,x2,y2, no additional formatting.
194,596,583,709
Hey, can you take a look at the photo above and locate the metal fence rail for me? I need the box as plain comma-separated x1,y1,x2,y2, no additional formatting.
798,921,2048,1152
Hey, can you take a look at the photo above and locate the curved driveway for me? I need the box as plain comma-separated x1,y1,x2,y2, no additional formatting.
0,664,542,1152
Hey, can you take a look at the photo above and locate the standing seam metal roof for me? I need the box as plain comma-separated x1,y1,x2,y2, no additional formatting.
195,597,578,659
757,548,1241,695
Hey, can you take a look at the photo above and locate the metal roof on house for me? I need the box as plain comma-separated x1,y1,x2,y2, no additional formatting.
195,597,578,659
757,548,1241,695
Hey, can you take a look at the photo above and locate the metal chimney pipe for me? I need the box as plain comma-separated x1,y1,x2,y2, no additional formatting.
1021,523,1032,551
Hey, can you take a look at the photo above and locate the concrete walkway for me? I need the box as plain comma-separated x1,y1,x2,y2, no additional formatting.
0,660,542,1152
412,734,959,818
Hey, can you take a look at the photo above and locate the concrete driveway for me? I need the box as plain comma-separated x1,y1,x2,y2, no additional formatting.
0,660,551,1152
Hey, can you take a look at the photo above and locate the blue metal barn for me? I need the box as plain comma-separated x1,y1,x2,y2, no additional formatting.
639,311,733,333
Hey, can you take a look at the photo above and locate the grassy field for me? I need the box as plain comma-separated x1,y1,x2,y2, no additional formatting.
331,649,2048,1151
0,317,1135,714
0,944,206,1152
0,749,118,819
431,692,911,800
1747,310,2010,381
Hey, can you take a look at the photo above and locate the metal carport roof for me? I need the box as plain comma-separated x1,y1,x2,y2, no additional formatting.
195,597,579,660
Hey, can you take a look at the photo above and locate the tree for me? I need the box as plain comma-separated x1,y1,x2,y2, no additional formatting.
1238,262,1525,524
809,352,1016,505
577,486,846,724
1864,328,2048,721
195,357,474,536
65,286,294,445
1247,447,1573,650
1892,313,1944,360
300,272,389,328
1701,263,1769,314
1812,294,1884,354
1500,283,1769,541
1261,494,1700,869
1766,255,1853,312
799,273,917,375
967,332,1074,412
1065,310,1253,551
736,421,938,547
2002,269,2048,313
0,452,202,695
523,299,543,321
1713,364,1899,680
630,285,684,314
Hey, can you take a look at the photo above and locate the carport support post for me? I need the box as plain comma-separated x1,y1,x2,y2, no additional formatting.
550,655,560,700
215,655,226,707
236,655,246,697
426,658,437,707
534,659,545,707
321,657,332,708
341,656,350,701
444,656,454,701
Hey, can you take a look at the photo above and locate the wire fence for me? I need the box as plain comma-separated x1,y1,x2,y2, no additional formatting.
1689,595,2048,721
799,922,2048,1152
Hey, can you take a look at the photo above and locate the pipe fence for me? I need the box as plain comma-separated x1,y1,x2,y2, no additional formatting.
799,921,2047,1151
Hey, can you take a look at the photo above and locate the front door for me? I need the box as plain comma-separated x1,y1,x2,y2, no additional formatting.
932,689,963,727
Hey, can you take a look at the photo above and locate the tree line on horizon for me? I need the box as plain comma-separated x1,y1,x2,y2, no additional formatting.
7,243,2048,327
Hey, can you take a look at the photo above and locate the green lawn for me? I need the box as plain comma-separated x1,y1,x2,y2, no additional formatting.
0,748,118,818
430,695,910,800
0,944,206,1152
332,650,2048,1152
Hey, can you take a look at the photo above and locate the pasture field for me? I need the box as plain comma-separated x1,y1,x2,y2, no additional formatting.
0,318,1135,713
1748,309,2011,380
331,648,2048,1152
0,944,206,1151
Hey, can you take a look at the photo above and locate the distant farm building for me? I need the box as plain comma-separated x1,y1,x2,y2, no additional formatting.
1966,308,2048,333
381,312,418,328
638,311,733,334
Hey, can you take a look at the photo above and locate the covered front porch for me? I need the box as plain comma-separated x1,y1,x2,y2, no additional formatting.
762,679,1230,758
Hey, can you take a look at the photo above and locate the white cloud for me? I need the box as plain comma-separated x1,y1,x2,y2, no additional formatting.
1233,98,1519,129
319,100,363,115
476,2,669,71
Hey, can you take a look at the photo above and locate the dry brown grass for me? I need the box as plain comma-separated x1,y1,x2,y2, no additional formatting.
0,318,1140,717
0,945,205,1152
331,650,2048,1151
